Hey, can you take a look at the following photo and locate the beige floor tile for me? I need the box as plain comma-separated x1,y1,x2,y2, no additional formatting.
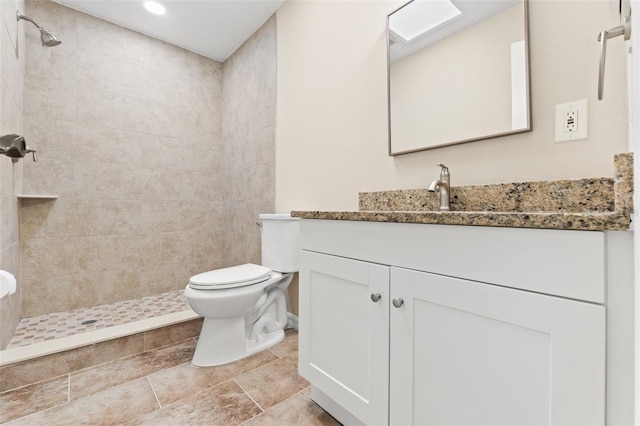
70,338,196,400
5,377,159,426
269,328,298,358
149,349,278,406
242,388,341,426
0,375,69,424
126,380,262,425
234,352,309,410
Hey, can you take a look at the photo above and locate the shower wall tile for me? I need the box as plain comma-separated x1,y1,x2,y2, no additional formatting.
122,30,207,79
23,114,50,157
253,163,275,201
179,169,223,201
139,200,186,233
0,195,19,248
1,20,24,105
119,95,193,138
0,156,14,196
74,49,125,94
21,236,76,280
0,78,23,137
0,0,24,350
256,125,276,165
17,0,273,319
23,74,76,121
45,198,142,236
188,228,224,272
72,234,141,274
221,15,277,267
21,157,75,196
24,25,51,78
76,13,126,60
72,162,130,199
75,85,124,128
136,262,192,296
21,271,105,315
48,119,143,164
23,0,77,47
20,198,54,239
141,134,201,170
119,61,192,108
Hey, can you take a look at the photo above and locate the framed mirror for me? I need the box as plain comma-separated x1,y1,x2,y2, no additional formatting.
388,0,531,155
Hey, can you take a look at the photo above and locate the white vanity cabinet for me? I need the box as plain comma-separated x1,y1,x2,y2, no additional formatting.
297,219,630,426
299,251,390,425
389,267,604,426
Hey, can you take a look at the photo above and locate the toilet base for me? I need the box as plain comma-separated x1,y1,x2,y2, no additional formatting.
191,317,285,367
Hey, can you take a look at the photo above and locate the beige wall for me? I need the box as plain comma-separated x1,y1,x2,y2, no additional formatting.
0,0,25,349
275,0,629,212
221,16,277,267
17,0,276,318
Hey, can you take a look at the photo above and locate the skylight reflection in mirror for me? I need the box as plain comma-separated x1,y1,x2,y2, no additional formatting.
389,0,462,43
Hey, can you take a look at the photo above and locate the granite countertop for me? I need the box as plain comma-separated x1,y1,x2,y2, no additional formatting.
292,153,633,231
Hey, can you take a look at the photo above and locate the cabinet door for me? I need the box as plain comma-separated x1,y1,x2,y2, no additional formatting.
299,251,390,425
390,267,605,426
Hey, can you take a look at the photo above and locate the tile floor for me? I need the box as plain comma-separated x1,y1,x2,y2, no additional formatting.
9,290,189,348
0,329,341,425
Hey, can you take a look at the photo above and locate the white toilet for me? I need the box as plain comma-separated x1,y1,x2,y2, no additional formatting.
184,213,300,367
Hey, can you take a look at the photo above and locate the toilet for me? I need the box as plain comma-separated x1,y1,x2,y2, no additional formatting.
184,213,300,367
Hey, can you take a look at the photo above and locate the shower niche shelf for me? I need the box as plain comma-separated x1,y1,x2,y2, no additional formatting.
17,194,58,199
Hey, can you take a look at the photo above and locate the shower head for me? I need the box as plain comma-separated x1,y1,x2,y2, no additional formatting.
39,28,61,47
16,11,61,47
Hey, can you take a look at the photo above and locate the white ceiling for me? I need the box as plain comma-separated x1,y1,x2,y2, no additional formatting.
53,0,286,62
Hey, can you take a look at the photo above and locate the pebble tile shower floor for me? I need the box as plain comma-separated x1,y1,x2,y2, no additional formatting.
8,290,189,348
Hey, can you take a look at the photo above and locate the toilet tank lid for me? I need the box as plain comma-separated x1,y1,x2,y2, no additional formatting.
258,213,300,221
190,263,272,286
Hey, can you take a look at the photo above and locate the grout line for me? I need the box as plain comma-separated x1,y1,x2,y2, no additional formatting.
147,376,163,409
233,378,265,412
257,384,310,412
67,373,71,403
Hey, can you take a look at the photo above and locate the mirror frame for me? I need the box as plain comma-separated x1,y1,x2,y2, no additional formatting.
387,0,532,156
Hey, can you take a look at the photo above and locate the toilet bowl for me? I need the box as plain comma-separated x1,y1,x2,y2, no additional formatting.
184,214,300,367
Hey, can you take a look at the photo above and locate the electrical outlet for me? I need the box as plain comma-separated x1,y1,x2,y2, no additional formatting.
564,109,577,133
555,100,588,142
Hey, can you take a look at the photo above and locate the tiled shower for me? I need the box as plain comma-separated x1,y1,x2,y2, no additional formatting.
0,0,276,350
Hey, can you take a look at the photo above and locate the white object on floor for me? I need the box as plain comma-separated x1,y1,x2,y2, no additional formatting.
0,270,16,299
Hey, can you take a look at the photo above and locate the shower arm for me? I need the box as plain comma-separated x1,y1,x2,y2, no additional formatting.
16,11,61,47
16,11,43,29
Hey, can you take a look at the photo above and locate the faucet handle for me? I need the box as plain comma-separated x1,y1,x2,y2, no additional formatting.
24,146,37,162
436,163,449,176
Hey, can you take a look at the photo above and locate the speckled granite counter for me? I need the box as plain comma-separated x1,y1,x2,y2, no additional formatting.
292,153,633,231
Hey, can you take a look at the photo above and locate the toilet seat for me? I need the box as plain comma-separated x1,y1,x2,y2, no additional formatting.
188,263,273,290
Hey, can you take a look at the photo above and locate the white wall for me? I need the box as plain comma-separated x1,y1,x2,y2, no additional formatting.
276,0,629,212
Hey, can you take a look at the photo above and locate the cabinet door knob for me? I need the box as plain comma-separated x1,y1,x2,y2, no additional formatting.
370,293,381,302
392,298,404,308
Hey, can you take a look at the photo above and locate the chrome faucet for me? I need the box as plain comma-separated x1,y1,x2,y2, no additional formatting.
428,163,450,211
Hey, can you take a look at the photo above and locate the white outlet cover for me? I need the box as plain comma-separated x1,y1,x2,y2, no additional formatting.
555,99,588,142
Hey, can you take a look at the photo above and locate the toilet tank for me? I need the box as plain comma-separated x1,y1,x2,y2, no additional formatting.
259,214,300,273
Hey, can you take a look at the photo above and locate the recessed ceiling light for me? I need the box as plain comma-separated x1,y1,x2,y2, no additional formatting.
390,0,462,42
144,1,166,15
